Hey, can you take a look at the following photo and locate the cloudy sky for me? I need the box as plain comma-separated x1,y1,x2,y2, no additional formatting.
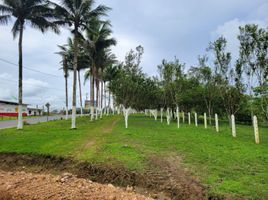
0,0,267,109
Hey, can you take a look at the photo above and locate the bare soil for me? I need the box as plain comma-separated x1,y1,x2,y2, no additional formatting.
0,170,152,200
0,153,218,200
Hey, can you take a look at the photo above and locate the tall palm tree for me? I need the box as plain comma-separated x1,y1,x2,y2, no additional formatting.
53,0,109,129
56,44,70,120
84,19,116,120
99,49,117,112
59,38,89,117
103,61,118,111
0,0,59,129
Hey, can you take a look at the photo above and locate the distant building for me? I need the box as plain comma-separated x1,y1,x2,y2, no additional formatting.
0,100,43,117
85,100,97,109
27,106,43,116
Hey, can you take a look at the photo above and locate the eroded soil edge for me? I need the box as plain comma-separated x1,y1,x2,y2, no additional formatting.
0,153,215,200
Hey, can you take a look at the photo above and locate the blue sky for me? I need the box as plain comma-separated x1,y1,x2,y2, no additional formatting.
0,0,267,108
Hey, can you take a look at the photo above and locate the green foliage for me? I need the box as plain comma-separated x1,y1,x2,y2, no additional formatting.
0,0,59,37
109,46,161,110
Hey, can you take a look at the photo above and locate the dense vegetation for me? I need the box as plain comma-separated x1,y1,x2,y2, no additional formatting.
109,25,268,127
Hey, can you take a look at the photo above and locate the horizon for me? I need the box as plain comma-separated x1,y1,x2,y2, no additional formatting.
0,0,267,108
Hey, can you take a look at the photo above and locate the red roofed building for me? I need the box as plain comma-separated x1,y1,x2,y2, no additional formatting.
0,100,28,117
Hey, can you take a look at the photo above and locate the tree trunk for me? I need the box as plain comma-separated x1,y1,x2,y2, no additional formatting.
108,91,111,107
100,81,103,110
17,24,24,130
104,81,106,115
208,107,212,125
96,79,99,108
78,70,83,116
176,106,180,128
90,73,94,121
65,74,68,120
71,31,78,129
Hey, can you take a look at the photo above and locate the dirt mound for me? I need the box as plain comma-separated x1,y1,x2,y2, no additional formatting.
0,153,209,200
0,170,152,200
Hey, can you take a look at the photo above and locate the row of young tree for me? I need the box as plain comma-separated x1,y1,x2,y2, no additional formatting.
0,0,116,129
109,24,267,127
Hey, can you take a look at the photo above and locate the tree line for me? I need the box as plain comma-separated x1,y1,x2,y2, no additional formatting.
109,24,267,127
1,0,267,129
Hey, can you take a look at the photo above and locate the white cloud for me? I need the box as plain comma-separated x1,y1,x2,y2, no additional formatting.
211,18,268,61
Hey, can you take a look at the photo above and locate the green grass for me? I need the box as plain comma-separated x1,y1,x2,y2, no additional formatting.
0,115,267,199
0,115,40,121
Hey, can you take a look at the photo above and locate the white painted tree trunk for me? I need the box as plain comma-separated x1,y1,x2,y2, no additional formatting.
113,108,115,115
100,108,103,119
71,106,76,129
253,116,259,144
204,113,207,129
123,107,131,128
90,106,94,121
160,108,163,123
215,113,219,132
117,107,120,114
149,109,158,120
65,106,68,120
182,112,185,123
195,112,198,127
176,106,180,128
153,110,158,120
17,105,23,129
167,108,171,125
95,108,98,120
231,114,236,137
188,112,191,125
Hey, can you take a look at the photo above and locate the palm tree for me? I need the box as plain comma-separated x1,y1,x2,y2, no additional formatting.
58,38,89,117
0,0,59,129
100,49,117,113
53,0,109,129
84,19,116,120
56,44,70,120
103,61,118,112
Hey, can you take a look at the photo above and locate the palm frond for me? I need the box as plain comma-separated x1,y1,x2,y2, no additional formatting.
0,15,11,25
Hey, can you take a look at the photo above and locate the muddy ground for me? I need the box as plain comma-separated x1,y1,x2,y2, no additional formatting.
0,153,223,200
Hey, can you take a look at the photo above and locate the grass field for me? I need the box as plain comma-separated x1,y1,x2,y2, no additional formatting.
0,115,267,199
0,115,39,121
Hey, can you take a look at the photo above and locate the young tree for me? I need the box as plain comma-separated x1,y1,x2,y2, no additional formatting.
209,37,244,123
189,55,217,124
0,0,59,129
157,58,185,125
237,24,268,120
109,46,145,128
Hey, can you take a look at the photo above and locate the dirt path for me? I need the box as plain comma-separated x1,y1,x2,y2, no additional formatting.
77,118,120,154
0,170,152,200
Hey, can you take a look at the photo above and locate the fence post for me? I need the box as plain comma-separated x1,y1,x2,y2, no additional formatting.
195,112,198,127
188,112,191,125
231,114,236,137
253,116,260,144
182,112,185,123
204,113,207,129
215,113,219,132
